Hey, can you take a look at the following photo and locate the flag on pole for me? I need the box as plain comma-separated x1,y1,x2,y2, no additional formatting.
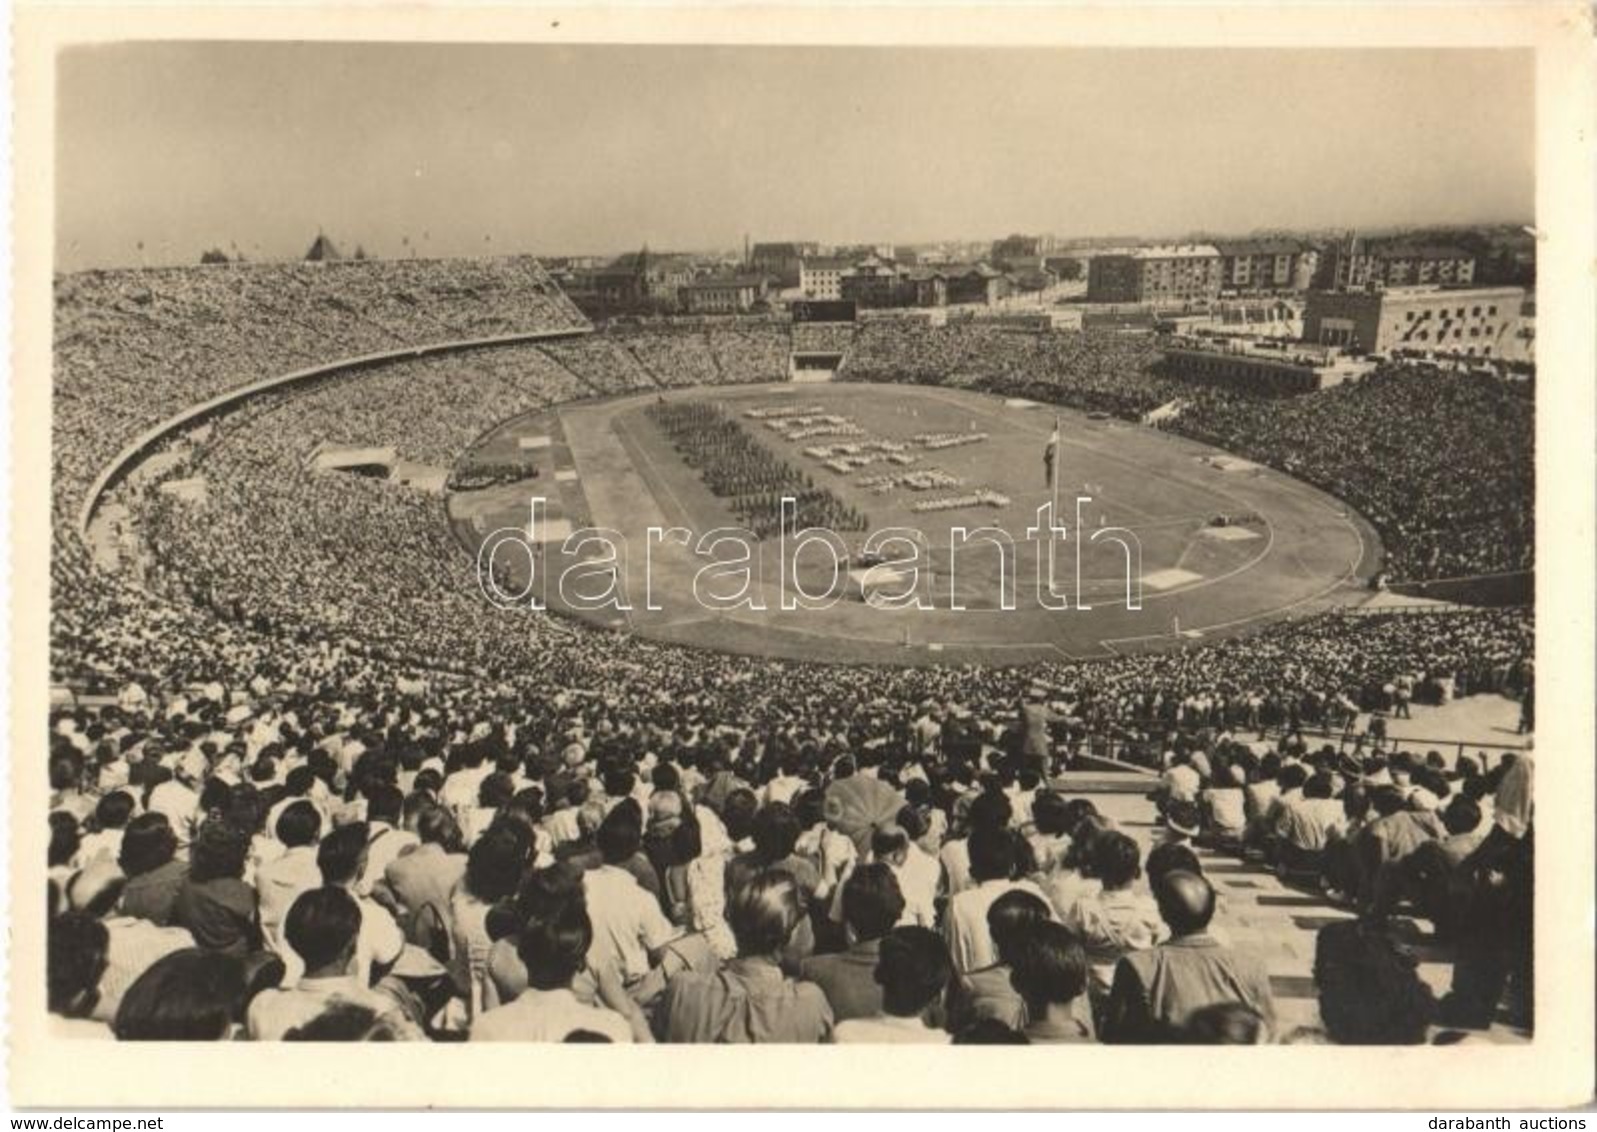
1043,424,1060,489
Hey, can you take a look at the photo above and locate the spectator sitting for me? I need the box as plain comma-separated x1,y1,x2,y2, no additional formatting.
944,825,1048,975
113,949,247,1041
172,817,262,957
471,895,636,1043
1102,870,1275,1043
802,863,905,1023
116,812,188,927
1058,830,1167,999
947,888,1053,1033
869,822,939,929
659,870,833,1043
833,926,954,1044
1009,920,1096,1044
246,887,415,1040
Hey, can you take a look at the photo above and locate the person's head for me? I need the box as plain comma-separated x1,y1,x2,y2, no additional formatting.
415,804,464,852
118,812,179,877
966,790,1013,833
1091,831,1142,891
720,788,760,843
478,772,516,811
112,949,245,1040
283,1001,407,1041
66,861,127,920
595,801,643,866
875,926,953,1019
1442,796,1483,837
316,821,370,888
1145,841,1203,888
726,869,805,958
953,1018,1030,1045
366,784,403,827
283,887,362,977
1008,920,1089,1013
188,817,250,884
275,800,323,848
870,823,910,866
48,910,108,1017
518,898,595,992
48,812,80,869
986,888,1053,966
751,802,802,864
1279,764,1309,793
1183,1002,1269,1045
466,825,531,903
839,862,905,944
1031,791,1071,837
1153,870,1216,937
967,824,1020,883
1369,787,1408,818
93,791,136,833
1304,771,1335,801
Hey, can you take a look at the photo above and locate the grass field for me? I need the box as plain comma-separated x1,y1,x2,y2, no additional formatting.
449,382,1380,665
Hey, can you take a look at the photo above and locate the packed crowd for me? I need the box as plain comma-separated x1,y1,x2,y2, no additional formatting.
43,264,1535,1044
45,670,1532,1044
1171,368,1534,580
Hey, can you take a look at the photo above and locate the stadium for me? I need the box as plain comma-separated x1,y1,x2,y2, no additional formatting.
46,253,1535,1048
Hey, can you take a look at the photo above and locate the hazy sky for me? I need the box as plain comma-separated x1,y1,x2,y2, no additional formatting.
56,43,1534,270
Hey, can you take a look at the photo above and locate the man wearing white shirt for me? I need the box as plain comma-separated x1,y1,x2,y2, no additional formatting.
472,901,635,1042
582,812,678,988
871,824,939,928
944,825,1049,974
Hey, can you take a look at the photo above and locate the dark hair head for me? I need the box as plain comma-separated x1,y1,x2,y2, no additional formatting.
1153,870,1216,935
1092,831,1142,890
117,812,178,877
316,822,369,887
48,812,81,869
967,824,1019,883
986,888,1053,964
93,791,136,832
1183,1002,1268,1045
466,826,530,903
188,817,250,883
751,802,802,864
1370,787,1407,817
954,1018,1030,1045
1304,771,1335,801
366,784,404,825
1031,791,1071,836
595,800,644,865
285,766,317,797
726,869,804,957
1279,764,1309,792
275,800,322,848
1008,920,1088,1008
967,791,1013,833
283,1002,402,1041
478,772,516,810
875,926,953,1018
112,949,245,1040
720,788,760,842
840,863,905,942
1145,841,1203,887
1442,796,1482,836
518,899,595,991
870,823,910,862
48,910,109,1016
283,887,362,973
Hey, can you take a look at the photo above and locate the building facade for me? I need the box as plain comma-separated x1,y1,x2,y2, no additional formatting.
749,242,820,288
1212,239,1317,294
680,276,767,314
1086,245,1223,304
798,257,851,301
1318,240,1478,290
1301,286,1525,357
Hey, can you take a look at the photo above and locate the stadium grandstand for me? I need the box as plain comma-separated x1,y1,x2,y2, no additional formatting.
48,256,1532,1047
